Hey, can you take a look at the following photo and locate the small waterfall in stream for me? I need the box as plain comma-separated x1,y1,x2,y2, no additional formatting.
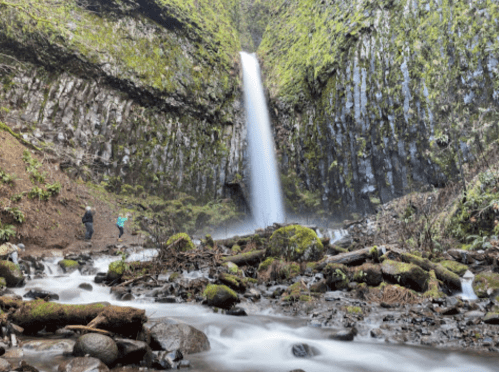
241,52,285,228
459,270,478,300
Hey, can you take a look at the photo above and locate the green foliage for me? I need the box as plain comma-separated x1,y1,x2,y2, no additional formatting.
0,169,16,185
269,225,324,261
27,186,50,201
46,181,61,196
3,207,25,223
0,222,15,241
166,232,195,251
9,192,24,203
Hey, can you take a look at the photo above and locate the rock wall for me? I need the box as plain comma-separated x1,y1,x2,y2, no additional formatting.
259,0,499,218
0,0,247,202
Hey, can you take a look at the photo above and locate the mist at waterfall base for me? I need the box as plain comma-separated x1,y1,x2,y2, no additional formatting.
12,255,499,372
241,51,285,230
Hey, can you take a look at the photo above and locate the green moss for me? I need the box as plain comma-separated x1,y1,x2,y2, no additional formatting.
473,272,499,298
109,260,126,277
258,257,275,272
167,233,195,251
58,259,79,269
169,272,180,281
423,270,445,299
346,306,362,314
279,262,300,279
439,260,468,277
231,244,241,253
203,284,238,301
269,225,324,261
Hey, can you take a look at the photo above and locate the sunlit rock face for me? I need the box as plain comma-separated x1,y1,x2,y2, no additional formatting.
260,0,499,218
0,0,246,201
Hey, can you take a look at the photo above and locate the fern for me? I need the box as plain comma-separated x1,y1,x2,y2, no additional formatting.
0,169,16,185
28,186,50,201
46,181,61,195
3,207,25,223
0,222,15,242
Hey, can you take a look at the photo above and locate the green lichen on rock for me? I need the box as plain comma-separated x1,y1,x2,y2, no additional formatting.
439,260,468,277
380,259,429,292
0,260,24,287
269,225,324,261
473,272,499,298
423,270,445,299
108,260,127,280
203,284,238,309
167,233,195,251
58,259,79,273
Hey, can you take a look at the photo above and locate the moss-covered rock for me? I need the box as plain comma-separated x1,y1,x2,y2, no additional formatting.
58,259,79,273
473,272,499,298
282,281,309,302
269,225,324,262
0,277,6,288
351,263,382,286
168,272,181,282
322,263,349,290
218,273,246,293
381,260,429,292
108,260,127,281
167,233,195,252
0,260,24,287
203,284,239,309
423,270,446,299
279,262,301,280
224,262,240,275
258,257,275,272
440,260,468,277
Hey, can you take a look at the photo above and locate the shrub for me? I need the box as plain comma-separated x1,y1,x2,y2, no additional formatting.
3,207,25,223
10,192,24,203
0,222,15,241
28,186,50,201
46,182,62,195
0,169,16,185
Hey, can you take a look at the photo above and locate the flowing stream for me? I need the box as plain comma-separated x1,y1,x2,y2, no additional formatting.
241,52,285,228
11,255,499,372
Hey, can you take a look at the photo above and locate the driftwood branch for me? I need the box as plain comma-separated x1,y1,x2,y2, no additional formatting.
64,325,114,336
222,249,266,266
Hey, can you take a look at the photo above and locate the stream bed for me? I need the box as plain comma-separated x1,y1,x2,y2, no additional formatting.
10,255,499,372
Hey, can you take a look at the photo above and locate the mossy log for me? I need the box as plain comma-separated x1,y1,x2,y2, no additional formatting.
385,249,461,291
316,246,384,270
0,298,146,336
222,249,266,266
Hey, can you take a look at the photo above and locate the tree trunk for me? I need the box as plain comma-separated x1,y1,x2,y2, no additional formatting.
222,249,266,266
317,246,383,269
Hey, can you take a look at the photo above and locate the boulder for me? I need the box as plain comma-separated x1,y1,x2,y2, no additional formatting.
351,263,383,286
203,284,239,309
473,272,499,298
329,328,357,341
78,283,93,291
151,350,183,370
140,318,210,355
58,259,80,273
218,273,246,293
269,225,324,261
73,333,118,366
107,261,126,281
23,288,59,301
0,261,24,287
115,338,151,365
58,357,109,372
483,312,499,324
322,263,349,290
439,260,468,276
226,307,247,316
291,343,319,358
166,233,195,251
381,260,429,292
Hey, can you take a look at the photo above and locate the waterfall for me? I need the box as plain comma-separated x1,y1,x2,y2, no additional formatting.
460,270,478,300
240,52,285,228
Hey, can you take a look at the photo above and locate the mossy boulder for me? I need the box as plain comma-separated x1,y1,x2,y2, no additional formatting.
473,272,499,298
423,270,446,299
258,257,275,272
351,263,382,286
439,260,468,277
224,262,240,275
269,225,324,262
282,281,309,302
108,260,127,281
203,284,239,309
218,273,246,293
0,260,24,287
381,260,429,292
279,262,301,280
58,259,80,273
322,263,349,290
167,233,195,252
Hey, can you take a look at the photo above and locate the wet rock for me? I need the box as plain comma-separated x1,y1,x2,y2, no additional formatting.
73,333,118,366
473,272,499,298
0,358,10,372
156,296,178,303
23,288,59,301
464,310,485,319
120,293,135,301
78,283,93,291
56,328,76,338
140,318,210,355
57,357,109,372
351,263,383,286
436,306,460,316
328,327,357,341
203,284,239,309
23,339,75,353
370,328,384,339
110,286,128,300
218,273,246,293
309,279,328,293
381,260,429,292
226,307,247,316
323,263,349,290
4,348,23,358
245,288,261,300
291,343,318,358
58,260,80,273
151,349,183,369
115,338,151,365
289,370,307,372
94,273,107,284
0,261,24,287
483,312,499,324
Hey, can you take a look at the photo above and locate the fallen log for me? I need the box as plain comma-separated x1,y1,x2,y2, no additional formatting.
64,325,114,336
2,298,146,336
317,246,385,270
221,249,266,266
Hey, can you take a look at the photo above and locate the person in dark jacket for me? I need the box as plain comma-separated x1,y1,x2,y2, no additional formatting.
82,206,95,240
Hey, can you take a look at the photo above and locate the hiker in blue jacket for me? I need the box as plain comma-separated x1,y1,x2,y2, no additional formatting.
82,206,95,240
116,213,131,242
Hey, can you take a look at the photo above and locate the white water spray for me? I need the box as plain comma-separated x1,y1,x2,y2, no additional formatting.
459,270,478,300
241,52,285,228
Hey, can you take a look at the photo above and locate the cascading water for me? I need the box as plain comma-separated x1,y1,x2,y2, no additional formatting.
241,52,285,228
459,270,478,300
